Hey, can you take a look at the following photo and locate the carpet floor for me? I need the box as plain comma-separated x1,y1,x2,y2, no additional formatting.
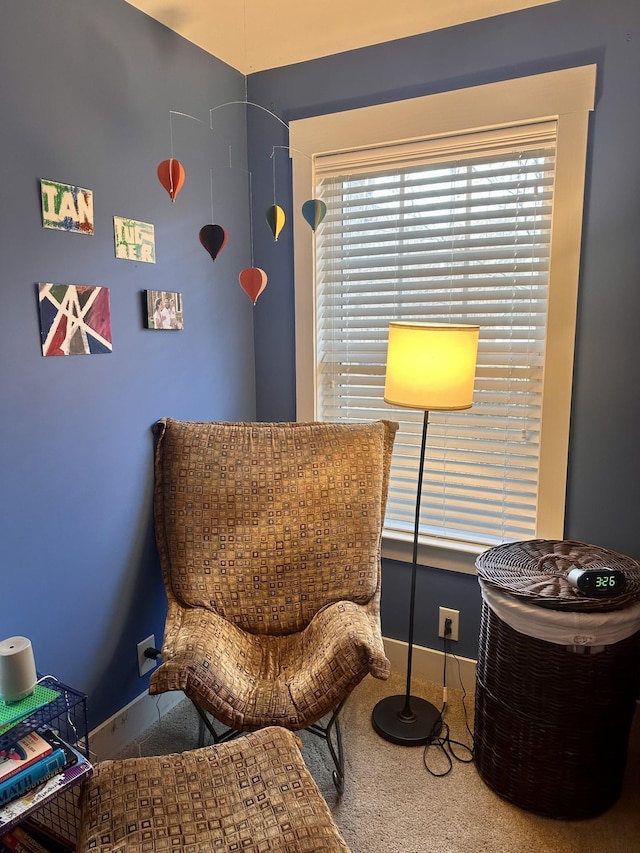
115,670,640,852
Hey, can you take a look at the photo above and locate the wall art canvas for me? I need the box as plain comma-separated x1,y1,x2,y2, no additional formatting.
40,179,94,235
145,290,183,330
114,216,156,263
38,283,112,356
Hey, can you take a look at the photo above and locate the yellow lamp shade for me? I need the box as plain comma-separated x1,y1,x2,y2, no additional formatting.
384,322,479,411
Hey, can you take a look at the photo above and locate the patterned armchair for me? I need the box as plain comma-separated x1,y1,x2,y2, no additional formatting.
148,418,397,793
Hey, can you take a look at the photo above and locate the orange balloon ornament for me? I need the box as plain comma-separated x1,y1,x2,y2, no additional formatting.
239,267,268,305
157,158,186,202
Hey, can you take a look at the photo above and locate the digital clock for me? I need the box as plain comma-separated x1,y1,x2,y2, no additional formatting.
566,567,626,596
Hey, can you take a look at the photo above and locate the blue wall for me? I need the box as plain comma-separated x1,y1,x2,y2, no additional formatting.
2,0,639,729
248,0,640,658
0,1,255,728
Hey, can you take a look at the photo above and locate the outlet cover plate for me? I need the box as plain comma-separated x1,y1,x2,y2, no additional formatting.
438,607,459,641
137,634,157,677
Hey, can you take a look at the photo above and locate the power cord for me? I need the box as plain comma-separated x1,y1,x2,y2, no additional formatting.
144,648,162,661
422,618,474,777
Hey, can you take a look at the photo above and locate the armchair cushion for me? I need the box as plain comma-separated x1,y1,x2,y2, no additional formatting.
149,599,390,731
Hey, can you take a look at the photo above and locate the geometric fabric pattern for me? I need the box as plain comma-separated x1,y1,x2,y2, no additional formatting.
38,283,112,356
149,418,397,732
77,727,351,852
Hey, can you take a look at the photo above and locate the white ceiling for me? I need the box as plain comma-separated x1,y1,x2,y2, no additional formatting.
124,0,558,74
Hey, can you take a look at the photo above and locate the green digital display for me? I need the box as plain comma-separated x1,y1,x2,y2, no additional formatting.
569,568,626,596
595,574,617,588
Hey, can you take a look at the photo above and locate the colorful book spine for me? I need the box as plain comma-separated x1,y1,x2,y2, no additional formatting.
0,750,66,808
0,733,54,785
0,836,30,852
20,818,73,853
2,825,51,853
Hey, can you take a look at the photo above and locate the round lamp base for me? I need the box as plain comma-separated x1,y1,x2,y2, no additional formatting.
372,694,442,746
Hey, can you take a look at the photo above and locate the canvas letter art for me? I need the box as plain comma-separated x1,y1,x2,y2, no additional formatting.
114,216,155,263
38,283,112,356
40,179,94,235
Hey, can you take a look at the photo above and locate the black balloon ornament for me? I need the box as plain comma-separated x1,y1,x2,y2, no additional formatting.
199,224,228,261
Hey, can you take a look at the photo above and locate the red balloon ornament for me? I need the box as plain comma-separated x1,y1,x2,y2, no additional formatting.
239,267,268,305
199,224,228,261
157,158,186,202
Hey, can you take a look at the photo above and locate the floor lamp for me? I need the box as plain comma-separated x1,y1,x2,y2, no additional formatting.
372,321,479,746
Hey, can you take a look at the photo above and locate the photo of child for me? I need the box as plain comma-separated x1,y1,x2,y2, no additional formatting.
145,290,183,330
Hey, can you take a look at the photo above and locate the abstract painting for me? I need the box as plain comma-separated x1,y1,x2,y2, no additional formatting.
114,216,155,263
145,290,183,330
38,283,112,356
40,179,94,235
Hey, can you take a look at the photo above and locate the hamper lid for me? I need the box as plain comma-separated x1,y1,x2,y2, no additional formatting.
475,538,640,611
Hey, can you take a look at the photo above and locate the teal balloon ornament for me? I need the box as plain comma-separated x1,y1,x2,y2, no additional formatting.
301,199,327,232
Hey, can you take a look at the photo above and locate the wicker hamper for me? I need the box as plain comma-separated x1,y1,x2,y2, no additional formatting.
473,539,640,820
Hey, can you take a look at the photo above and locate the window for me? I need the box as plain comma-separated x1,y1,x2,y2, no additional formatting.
291,66,596,572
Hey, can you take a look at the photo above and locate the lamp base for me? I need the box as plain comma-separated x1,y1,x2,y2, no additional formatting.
372,694,442,746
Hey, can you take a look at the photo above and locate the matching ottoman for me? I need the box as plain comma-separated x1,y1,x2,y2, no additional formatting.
77,727,350,852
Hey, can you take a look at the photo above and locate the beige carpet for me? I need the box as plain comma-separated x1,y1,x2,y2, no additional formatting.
115,671,640,853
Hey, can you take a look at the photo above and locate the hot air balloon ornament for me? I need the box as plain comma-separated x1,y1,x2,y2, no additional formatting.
157,158,186,202
302,198,327,232
199,224,228,261
265,204,286,242
239,267,268,306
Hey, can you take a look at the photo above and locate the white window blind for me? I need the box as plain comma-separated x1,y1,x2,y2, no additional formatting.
313,122,557,549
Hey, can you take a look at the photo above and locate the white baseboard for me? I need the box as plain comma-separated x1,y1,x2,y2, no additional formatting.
383,637,477,695
89,690,184,762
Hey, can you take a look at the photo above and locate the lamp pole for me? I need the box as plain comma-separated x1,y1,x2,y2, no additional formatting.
372,410,442,745
371,321,479,747
400,408,429,722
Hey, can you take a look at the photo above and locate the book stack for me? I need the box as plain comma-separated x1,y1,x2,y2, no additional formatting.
0,728,92,851
1,817,74,852
0,730,74,808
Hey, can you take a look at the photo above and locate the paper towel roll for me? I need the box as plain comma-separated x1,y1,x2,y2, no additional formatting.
0,636,37,703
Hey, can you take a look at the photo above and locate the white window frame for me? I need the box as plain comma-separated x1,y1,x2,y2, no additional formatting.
290,65,596,574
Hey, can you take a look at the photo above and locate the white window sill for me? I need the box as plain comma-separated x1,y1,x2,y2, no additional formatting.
382,531,484,575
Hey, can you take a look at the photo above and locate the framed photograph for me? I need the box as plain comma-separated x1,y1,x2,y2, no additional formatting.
145,290,183,330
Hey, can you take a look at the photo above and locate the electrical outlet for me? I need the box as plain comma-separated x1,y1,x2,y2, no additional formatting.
137,634,157,677
438,607,460,641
